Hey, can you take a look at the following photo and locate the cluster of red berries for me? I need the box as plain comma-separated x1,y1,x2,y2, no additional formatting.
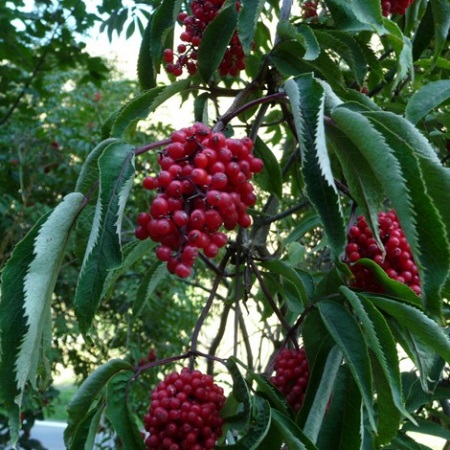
135,123,263,278
270,348,310,412
139,348,157,367
381,0,415,16
302,1,319,21
345,210,421,295
164,1,246,77
143,368,226,449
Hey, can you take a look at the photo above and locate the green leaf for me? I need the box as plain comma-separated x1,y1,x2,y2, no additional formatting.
64,359,134,448
150,0,181,73
261,260,309,308
327,126,384,251
193,92,209,123
316,365,362,450
253,137,283,198
252,373,291,417
106,371,146,450
371,354,402,446
403,416,450,441
296,25,320,61
137,17,157,90
314,30,368,85
364,111,450,316
317,300,376,430
238,0,265,54
74,142,135,334
367,296,450,365
0,192,84,443
352,259,422,307
198,4,238,82
405,80,450,125
390,433,434,450
132,260,168,321
285,75,346,260
341,288,412,421
430,0,450,60
217,396,271,450
110,79,190,137
302,345,343,442
271,409,318,450
66,403,105,450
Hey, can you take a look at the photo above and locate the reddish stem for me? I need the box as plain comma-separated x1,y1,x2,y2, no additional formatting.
135,138,172,156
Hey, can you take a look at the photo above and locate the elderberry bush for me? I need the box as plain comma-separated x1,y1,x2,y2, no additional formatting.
135,123,263,278
164,0,246,77
143,368,226,450
345,210,421,295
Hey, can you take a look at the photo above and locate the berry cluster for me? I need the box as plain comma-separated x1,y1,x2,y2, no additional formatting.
302,1,319,21
139,348,157,367
164,1,246,77
381,0,415,16
143,368,226,449
135,123,263,278
270,348,310,412
345,210,421,295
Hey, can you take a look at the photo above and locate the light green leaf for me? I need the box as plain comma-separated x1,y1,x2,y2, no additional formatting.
0,192,84,445
297,25,320,61
405,80,450,124
367,296,450,365
65,359,133,448
285,75,346,260
110,79,190,137
317,300,376,430
106,371,146,450
74,142,135,334
198,4,238,82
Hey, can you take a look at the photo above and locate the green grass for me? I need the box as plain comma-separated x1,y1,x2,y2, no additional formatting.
45,383,77,422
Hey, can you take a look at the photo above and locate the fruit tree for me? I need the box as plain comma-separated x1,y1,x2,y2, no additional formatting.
1,0,450,449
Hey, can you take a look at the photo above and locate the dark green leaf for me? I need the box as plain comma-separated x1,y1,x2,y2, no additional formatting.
193,92,209,123
252,373,291,417
198,5,238,82
253,137,283,198
403,416,450,441
66,403,104,450
238,0,265,54
137,17,157,90
317,300,375,430
106,371,146,450
430,0,450,60
65,359,134,448
405,80,450,125
285,75,346,260
74,142,135,334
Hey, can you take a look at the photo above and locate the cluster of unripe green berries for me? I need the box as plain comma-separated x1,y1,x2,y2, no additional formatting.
164,0,245,77
143,368,226,449
135,123,263,278
345,210,421,295
270,348,310,412
381,0,415,16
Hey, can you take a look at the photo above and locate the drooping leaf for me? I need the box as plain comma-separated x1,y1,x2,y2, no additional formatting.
285,75,346,260
430,0,450,60
317,300,376,430
0,192,84,445
253,137,283,198
341,288,412,422
302,345,343,442
366,295,450,365
198,4,238,82
74,142,135,334
252,373,291,417
137,17,156,90
65,359,134,448
110,79,191,138
132,260,168,321
271,409,318,450
405,80,450,125
238,0,265,54
106,371,146,450
296,25,320,61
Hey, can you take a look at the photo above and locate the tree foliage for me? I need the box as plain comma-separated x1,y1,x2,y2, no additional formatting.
1,0,450,449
